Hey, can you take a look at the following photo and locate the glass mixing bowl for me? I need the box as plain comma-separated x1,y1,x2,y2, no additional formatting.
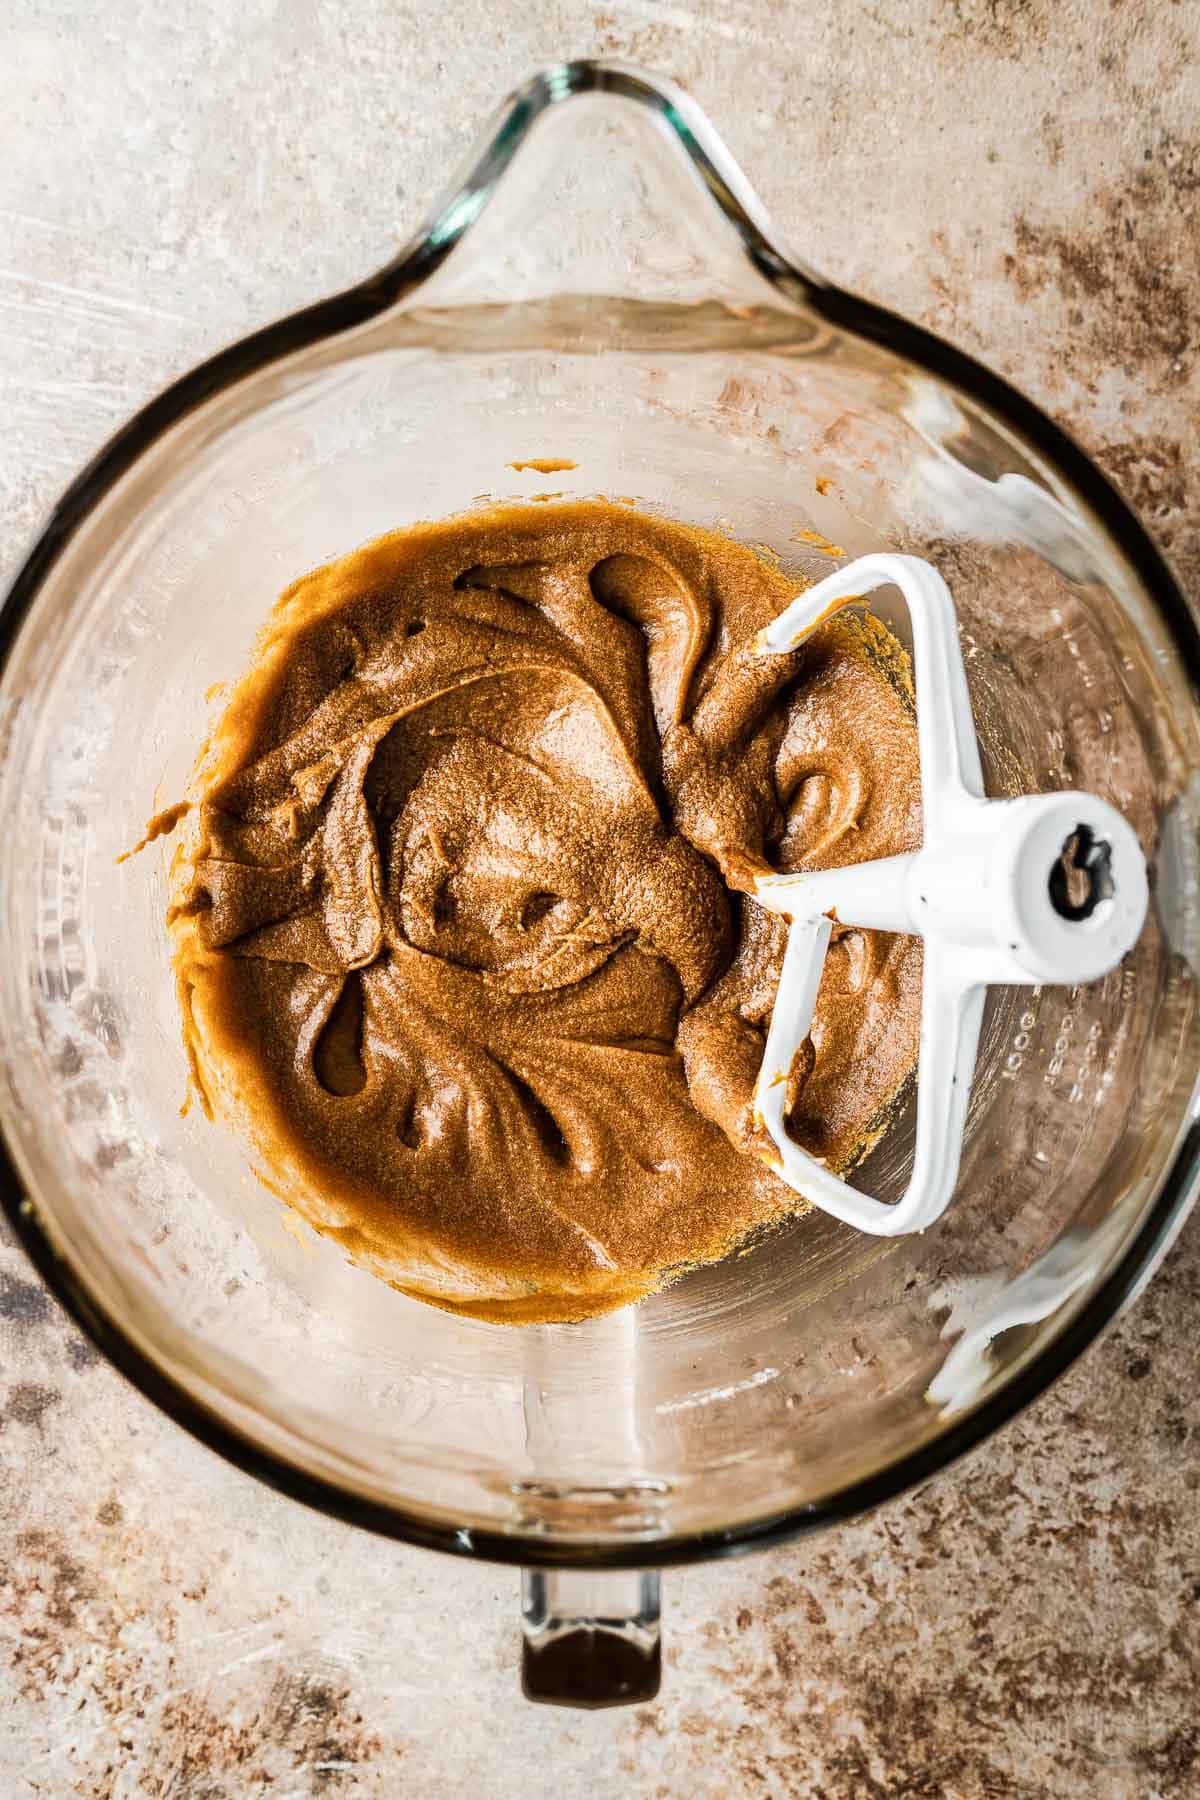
2,62,1197,1707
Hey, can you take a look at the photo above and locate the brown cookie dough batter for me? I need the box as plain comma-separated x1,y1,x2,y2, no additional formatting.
169,503,922,1322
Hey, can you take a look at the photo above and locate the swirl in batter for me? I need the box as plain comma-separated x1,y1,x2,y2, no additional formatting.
170,503,922,1321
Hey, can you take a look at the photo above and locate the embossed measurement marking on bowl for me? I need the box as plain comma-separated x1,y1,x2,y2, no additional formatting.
752,554,1149,1235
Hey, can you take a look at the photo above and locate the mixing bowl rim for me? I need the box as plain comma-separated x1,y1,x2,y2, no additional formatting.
1,58,1197,1567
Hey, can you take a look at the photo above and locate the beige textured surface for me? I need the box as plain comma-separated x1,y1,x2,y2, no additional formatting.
1,1,1198,1793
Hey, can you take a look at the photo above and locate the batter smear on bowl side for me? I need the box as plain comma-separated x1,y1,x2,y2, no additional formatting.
168,502,922,1322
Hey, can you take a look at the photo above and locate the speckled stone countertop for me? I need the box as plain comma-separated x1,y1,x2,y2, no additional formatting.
2,2,1198,1794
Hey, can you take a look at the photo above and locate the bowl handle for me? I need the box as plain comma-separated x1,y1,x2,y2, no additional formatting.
520,1568,661,1708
